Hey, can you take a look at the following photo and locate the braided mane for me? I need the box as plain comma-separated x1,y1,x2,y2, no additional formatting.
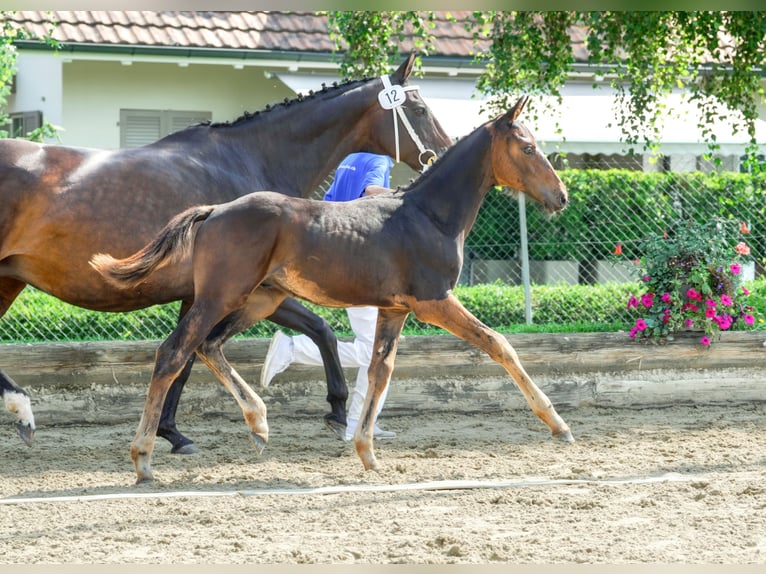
200,76,372,129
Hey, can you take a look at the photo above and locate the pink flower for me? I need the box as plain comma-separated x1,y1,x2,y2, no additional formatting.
734,242,750,256
744,314,755,325
730,263,742,275
684,319,694,328
720,294,732,306
743,287,750,296
627,295,639,309
705,299,716,307
716,315,732,330
700,336,711,346
705,307,716,319
661,293,672,304
642,275,651,282
635,319,648,331
641,293,654,308
629,327,638,339
686,288,702,301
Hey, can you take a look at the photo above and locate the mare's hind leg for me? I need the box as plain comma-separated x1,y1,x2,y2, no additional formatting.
0,278,36,445
194,288,288,454
413,293,573,443
157,300,201,455
266,297,348,435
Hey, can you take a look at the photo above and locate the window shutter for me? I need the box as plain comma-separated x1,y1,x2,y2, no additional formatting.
119,109,211,148
120,110,162,148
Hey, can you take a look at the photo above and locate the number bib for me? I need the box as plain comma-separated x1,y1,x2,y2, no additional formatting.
378,75,405,110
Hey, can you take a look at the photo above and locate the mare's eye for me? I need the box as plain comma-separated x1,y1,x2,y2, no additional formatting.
523,145,534,156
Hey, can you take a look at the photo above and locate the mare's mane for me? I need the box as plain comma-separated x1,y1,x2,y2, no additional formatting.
196,76,373,131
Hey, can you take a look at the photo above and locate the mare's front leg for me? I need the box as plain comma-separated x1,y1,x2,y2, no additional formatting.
266,297,348,435
353,309,409,471
413,293,573,443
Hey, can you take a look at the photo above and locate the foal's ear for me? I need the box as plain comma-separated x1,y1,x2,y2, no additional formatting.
495,96,529,128
501,95,529,126
391,52,416,84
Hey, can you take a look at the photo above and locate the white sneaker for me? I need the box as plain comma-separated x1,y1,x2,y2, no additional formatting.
260,331,293,387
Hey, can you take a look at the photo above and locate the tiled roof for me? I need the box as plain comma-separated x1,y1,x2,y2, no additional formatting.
7,11,585,61
6,11,596,64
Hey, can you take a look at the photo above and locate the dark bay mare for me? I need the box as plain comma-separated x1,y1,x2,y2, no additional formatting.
0,53,451,452
92,96,573,483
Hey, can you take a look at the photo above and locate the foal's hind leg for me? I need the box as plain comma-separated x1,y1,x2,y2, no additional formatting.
0,278,36,445
413,293,573,443
157,300,201,455
194,293,289,454
132,298,239,483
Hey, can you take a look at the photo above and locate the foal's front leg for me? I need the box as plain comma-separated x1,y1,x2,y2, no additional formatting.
353,309,409,471
414,293,573,443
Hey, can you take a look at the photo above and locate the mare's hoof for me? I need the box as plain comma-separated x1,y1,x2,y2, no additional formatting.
250,433,267,455
171,442,200,455
554,428,575,443
16,422,34,447
323,417,347,441
135,475,155,485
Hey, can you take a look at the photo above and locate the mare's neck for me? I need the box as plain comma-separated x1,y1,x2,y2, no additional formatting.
222,82,379,198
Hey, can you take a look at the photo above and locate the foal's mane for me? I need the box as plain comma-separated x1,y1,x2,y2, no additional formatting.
198,76,375,130
398,120,489,193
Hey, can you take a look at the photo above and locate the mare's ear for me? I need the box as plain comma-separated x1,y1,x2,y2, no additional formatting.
390,52,416,84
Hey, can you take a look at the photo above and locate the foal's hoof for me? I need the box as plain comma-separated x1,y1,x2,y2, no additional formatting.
135,474,155,485
171,442,200,455
250,433,267,455
554,428,575,443
16,422,35,447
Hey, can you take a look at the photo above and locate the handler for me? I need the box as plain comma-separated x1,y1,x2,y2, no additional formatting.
260,152,397,441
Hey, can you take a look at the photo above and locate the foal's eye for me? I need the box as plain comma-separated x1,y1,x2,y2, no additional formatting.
523,145,534,156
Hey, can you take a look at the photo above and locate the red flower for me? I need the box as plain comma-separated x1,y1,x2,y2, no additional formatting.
741,221,750,234
613,243,623,255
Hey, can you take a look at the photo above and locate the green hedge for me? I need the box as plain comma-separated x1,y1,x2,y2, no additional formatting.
467,170,766,261
4,279,764,343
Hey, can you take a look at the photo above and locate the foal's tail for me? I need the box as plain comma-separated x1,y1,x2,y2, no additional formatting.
90,204,216,289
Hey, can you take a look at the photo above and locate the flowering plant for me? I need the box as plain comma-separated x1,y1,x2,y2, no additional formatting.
622,218,757,346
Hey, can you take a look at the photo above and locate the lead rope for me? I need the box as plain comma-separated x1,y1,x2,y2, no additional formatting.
380,75,437,172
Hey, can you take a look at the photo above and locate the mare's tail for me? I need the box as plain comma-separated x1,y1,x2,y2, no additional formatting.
90,204,216,289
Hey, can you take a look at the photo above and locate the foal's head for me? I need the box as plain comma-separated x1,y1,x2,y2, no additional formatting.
489,96,568,215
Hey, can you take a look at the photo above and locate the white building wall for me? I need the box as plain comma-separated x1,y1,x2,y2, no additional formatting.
7,52,63,129
59,59,294,149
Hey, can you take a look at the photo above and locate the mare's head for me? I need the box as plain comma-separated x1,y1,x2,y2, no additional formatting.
365,53,452,173
489,96,568,215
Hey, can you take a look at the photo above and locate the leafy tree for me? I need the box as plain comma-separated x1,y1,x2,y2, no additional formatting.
327,11,765,167
0,11,60,141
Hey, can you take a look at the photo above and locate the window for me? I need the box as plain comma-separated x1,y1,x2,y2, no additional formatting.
119,109,212,148
2,111,42,138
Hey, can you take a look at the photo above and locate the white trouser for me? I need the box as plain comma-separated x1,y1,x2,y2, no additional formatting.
291,306,389,425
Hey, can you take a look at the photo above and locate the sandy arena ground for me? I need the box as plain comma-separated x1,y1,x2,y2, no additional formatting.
1,402,765,563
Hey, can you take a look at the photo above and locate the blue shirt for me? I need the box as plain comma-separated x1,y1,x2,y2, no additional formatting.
323,153,393,203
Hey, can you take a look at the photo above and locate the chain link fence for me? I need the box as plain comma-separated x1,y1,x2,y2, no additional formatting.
1,154,764,342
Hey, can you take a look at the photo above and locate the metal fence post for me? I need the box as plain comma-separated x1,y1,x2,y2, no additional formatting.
518,193,533,324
